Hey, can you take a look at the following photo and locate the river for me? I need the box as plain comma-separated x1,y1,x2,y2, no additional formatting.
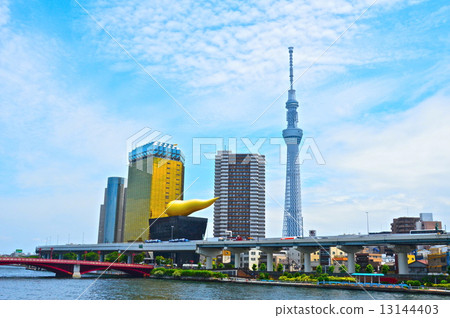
0,266,446,300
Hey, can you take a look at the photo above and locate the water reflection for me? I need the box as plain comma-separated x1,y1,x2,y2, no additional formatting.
0,266,447,300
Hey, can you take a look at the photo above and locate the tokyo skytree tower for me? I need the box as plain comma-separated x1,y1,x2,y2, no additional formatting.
282,47,303,237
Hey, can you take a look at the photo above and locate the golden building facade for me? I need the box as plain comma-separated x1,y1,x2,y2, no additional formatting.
123,142,184,242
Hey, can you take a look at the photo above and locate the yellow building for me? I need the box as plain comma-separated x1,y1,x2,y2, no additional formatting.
123,142,184,242
407,254,416,264
311,247,347,262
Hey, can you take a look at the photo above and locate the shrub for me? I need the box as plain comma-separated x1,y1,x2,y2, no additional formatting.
173,270,183,277
381,264,390,275
165,269,176,276
295,274,316,282
440,280,448,284
213,272,228,279
328,276,356,282
355,264,361,273
151,267,165,275
252,264,257,271
218,263,224,269
259,263,267,271
433,283,450,288
152,270,165,277
317,273,329,281
259,273,270,280
406,280,421,286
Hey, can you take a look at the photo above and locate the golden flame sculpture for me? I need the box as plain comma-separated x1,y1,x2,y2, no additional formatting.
165,197,219,217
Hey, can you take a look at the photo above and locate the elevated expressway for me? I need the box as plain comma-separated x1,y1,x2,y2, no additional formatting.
37,233,450,275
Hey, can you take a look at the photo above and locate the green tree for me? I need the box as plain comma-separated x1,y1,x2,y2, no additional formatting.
259,263,267,271
218,263,224,269
339,265,347,273
381,264,389,275
85,252,99,261
105,251,127,263
133,252,145,264
52,253,59,260
212,263,217,269
155,256,165,265
355,264,361,273
447,266,450,275
365,264,374,273
252,264,257,271
316,265,322,274
63,252,77,260
327,265,335,274
276,263,284,272
197,262,202,269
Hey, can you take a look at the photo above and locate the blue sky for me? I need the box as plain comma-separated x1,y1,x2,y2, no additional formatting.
0,0,449,253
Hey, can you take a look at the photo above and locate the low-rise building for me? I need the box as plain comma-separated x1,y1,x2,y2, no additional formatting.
428,250,450,273
408,260,428,274
356,253,383,271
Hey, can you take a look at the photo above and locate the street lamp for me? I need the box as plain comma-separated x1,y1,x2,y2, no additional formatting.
225,230,232,238
366,212,370,235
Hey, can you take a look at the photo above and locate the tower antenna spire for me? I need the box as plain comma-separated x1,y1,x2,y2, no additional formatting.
289,47,294,90
282,46,303,238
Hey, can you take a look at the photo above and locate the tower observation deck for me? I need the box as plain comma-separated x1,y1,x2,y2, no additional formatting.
282,47,303,237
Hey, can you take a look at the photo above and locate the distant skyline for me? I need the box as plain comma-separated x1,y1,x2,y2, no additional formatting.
1,0,449,253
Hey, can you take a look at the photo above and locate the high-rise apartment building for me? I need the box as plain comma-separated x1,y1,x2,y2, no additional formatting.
213,150,265,238
391,217,420,234
97,177,126,243
391,213,442,233
123,141,184,242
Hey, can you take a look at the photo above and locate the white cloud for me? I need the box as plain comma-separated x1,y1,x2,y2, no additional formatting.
300,89,450,234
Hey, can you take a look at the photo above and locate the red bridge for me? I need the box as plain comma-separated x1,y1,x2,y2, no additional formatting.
0,257,154,278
